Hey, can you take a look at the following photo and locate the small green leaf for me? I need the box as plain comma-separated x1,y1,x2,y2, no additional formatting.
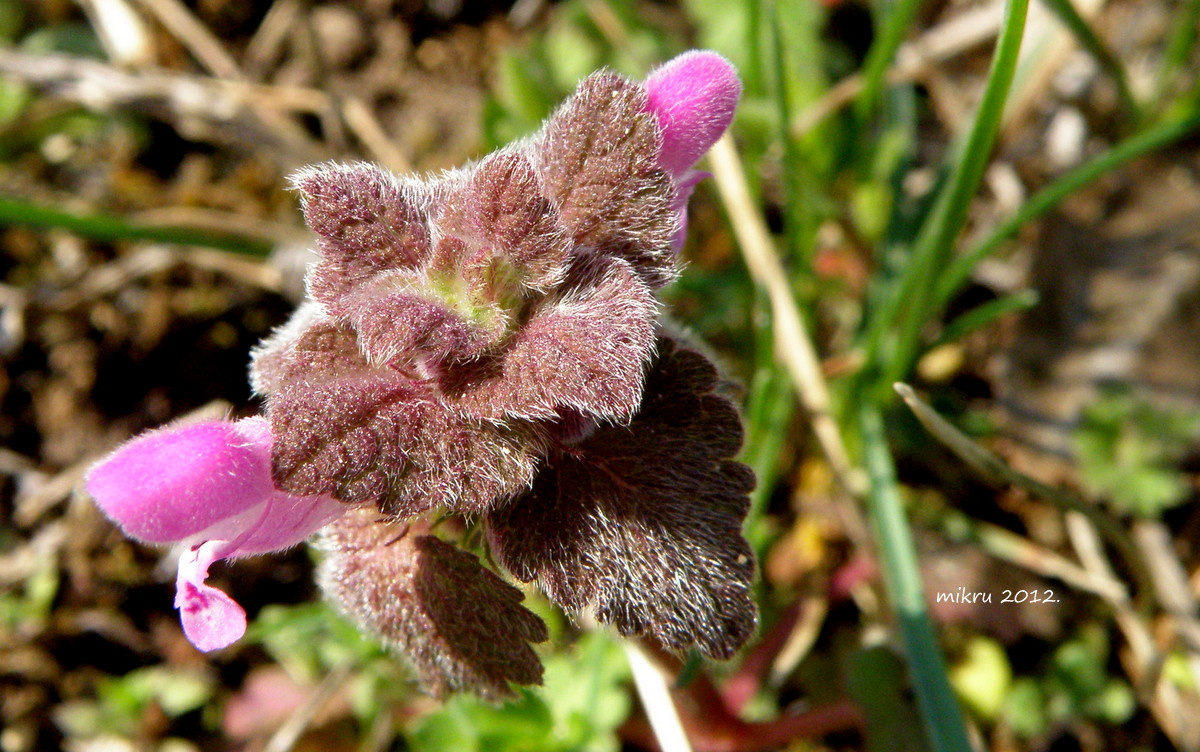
1001,678,1048,738
948,636,1012,721
21,22,104,58
1085,680,1135,724
1075,387,1200,517
407,632,630,752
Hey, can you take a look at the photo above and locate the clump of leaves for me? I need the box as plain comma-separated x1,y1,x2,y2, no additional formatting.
1074,386,1200,517
1001,625,1135,740
86,51,758,700
408,631,631,752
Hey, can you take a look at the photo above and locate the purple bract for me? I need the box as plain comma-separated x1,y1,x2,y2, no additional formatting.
85,50,756,697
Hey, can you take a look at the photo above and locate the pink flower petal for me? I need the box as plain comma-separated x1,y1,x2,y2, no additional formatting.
88,415,348,653
86,419,276,544
225,418,347,554
231,487,347,555
175,540,247,652
86,417,346,553
644,51,741,178
669,170,708,251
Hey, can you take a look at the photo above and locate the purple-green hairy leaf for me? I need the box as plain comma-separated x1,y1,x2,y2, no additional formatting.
264,321,544,517
294,163,436,300
435,151,573,296
317,507,548,701
294,164,503,369
486,336,758,659
441,254,658,423
529,72,679,289
349,289,500,371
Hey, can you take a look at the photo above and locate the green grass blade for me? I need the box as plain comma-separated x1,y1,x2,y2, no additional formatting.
853,0,924,122
863,0,1030,390
741,366,794,553
1154,0,1200,103
934,289,1038,347
1039,0,1141,120
0,196,274,255
933,107,1200,304
742,282,793,551
765,0,819,268
859,402,973,752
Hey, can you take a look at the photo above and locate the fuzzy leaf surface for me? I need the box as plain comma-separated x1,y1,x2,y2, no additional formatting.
248,301,326,398
293,162,435,302
318,508,547,700
347,288,500,369
532,73,678,289
442,256,657,422
267,322,542,516
436,151,572,295
486,336,758,658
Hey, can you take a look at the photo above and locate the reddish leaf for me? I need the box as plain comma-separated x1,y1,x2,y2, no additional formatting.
248,300,329,398
340,288,503,370
436,151,573,295
266,322,544,517
531,72,679,289
486,336,757,659
317,508,547,700
442,255,658,422
292,163,436,303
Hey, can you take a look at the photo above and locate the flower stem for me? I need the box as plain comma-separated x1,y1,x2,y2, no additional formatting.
624,640,693,752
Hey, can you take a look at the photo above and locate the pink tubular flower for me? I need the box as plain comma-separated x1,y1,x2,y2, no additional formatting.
644,51,741,248
645,50,741,178
86,417,345,651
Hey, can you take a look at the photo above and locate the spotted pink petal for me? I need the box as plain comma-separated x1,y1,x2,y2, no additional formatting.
175,540,247,652
644,51,741,178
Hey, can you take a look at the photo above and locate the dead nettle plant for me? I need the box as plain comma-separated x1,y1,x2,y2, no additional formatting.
86,51,758,699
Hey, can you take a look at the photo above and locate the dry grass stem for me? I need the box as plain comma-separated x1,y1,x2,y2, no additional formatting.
1065,514,1200,751
793,0,1007,139
708,134,862,500
341,96,414,174
895,382,1200,746
944,512,1129,600
768,594,830,687
78,0,156,66
623,640,693,752
135,0,245,80
1131,520,1200,685
243,0,305,78
42,245,280,310
0,49,328,165
129,207,306,247
262,661,355,752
